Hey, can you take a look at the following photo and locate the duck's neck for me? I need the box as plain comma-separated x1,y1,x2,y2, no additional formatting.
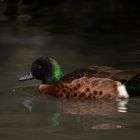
52,58,63,81
45,58,63,84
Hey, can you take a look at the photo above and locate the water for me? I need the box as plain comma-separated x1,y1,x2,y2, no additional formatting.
0,9,140,140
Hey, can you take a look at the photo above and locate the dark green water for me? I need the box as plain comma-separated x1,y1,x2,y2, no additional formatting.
0,14,140,140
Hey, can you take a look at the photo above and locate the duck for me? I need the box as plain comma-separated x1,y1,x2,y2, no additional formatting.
19,57,140,100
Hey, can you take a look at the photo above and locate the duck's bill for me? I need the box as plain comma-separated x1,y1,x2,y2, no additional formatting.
19,72,34,81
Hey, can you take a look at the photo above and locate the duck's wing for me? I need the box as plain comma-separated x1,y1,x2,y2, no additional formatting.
90,66,140,81
111,71,139,82
88,66,121,78
61,66,139,83
89,66,140,82
61,66,120,83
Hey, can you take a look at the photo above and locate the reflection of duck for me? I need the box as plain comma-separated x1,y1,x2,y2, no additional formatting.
19,57,140,100
58,100,128,130
58,99,128,115
22,97,127,130
59,100,127,130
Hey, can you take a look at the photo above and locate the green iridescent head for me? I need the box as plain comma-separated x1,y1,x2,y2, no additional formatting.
49,58,63,82
19,57,63,84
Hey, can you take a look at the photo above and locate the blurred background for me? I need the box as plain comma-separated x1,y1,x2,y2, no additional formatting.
0,0,140,69
0,1,140,140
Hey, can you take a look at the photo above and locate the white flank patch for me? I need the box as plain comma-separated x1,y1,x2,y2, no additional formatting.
117,84,129,99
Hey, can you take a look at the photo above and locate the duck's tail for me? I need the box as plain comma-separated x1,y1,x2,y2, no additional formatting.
125,74,140,97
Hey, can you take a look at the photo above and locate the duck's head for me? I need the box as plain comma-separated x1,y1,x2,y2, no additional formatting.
19,57,63,84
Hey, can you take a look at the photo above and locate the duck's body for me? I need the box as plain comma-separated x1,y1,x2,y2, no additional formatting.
19,57,140,100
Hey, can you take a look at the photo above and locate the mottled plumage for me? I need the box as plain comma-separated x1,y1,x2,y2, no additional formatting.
19,57,140,100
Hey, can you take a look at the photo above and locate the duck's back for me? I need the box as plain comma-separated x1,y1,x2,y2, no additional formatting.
61,66,139,83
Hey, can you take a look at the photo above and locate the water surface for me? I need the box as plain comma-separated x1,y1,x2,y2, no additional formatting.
0,13,140,140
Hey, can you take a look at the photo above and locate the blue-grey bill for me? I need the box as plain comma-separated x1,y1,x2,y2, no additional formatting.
19,72,34,81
